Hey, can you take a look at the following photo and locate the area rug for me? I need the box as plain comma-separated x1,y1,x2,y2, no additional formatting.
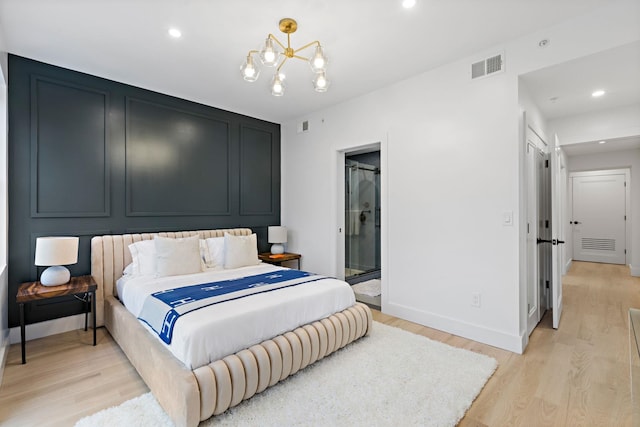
352,279,382,297
75,322,497,427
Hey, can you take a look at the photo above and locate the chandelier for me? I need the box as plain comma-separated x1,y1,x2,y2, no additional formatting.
240,18,329,96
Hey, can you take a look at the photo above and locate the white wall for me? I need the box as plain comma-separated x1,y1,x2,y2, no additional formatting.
550,104,640,145
0,22,9,385
568,149,640,275
282,0,640,353
519,80,550,143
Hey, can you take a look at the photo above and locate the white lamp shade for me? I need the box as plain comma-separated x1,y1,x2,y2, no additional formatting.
268,226,287,244
35,237,79,266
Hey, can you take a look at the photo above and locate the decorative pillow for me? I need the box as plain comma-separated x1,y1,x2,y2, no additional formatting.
155,235,202,277
128,239,157,276
223,233,260,269
199,239,211,267
205,237,226,269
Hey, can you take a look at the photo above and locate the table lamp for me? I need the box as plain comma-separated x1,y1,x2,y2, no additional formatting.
268,226,287,255
35,236,79,286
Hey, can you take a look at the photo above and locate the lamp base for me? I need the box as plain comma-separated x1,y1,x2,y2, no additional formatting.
270,243,285,255
40,266,71,286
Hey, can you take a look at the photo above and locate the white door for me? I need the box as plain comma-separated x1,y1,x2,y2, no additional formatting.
572,172,626,264
550,136,564,329
525,127,543,336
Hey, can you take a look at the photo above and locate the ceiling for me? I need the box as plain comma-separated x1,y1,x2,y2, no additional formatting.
561,135,640,156
520,40,640,157
520,40,640,121
0,0,615,123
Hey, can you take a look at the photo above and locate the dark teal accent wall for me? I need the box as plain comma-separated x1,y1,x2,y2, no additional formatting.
8,55,281,327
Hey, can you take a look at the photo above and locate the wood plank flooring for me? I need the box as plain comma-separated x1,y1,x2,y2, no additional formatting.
0,261,637,426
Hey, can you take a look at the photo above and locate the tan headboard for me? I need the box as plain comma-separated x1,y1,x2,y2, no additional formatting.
90,228,253,326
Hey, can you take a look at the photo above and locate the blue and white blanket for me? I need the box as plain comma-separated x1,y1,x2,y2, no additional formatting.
138,270,324,344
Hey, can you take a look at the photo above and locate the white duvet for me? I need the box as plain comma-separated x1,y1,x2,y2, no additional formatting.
117,264,356,370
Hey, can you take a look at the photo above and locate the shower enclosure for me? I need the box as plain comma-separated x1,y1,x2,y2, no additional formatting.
345,153,381,282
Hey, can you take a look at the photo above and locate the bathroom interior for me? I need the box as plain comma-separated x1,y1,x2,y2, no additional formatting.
345,150,381,309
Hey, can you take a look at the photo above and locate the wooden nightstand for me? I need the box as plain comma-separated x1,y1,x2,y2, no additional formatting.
259,252,302,270
17,275,97,364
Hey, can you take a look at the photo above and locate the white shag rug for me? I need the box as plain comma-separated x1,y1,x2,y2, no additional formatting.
75,322,497,427
351,279,382,297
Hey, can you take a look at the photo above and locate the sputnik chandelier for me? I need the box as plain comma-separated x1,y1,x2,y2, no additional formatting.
240,18,329,96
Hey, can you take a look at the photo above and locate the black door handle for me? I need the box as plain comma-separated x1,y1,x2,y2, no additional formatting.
537,238,552,244
556,240,565,244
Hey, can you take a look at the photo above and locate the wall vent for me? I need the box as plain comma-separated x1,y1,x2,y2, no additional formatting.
471,53,504,79
297,120,309,133
582,237,615,251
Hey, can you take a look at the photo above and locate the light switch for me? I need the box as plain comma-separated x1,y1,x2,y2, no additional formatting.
503,211,513,226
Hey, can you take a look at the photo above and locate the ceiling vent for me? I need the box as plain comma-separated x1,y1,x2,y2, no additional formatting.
471,53,504,79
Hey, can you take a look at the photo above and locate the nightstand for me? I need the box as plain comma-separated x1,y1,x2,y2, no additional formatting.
258,252,302,270
17,275,97,364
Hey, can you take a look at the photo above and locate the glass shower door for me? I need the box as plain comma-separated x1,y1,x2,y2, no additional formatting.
345,160,379,280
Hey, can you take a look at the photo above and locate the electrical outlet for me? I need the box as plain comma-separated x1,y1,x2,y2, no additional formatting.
471,293,481,308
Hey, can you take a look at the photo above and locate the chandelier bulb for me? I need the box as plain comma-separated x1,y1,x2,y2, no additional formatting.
271,74,285,97
240,55,260,82
260,37,279,67
309,45,328,73
313,71,330,93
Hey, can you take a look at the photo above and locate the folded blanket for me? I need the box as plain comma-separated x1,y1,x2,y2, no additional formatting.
138,270,324,344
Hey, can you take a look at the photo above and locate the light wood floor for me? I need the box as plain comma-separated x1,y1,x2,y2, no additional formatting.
0,261,638,426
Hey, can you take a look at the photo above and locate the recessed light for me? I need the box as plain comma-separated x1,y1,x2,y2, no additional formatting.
598,140,607,144
402,0,416,9
591,90,605,97
168,28,182,38
538,39,550,48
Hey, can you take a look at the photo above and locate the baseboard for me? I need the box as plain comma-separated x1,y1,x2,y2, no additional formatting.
0,329,8,387
631,264,640,277
384,302,525,354
9,314,85,345
564,258,572,274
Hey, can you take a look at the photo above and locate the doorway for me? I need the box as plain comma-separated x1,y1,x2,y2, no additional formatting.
524,120,565,335
344,151,381,308
525,128,550,335
570,169,629,265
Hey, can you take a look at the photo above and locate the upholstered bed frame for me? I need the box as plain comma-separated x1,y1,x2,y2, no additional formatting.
91,228,372,427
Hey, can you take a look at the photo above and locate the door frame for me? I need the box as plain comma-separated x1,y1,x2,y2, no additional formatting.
568,168,631,265
524,122,548,337
335,140,387,310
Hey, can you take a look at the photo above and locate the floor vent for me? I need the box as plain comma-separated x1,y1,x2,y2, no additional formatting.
471,53,504,79
582,237,615,251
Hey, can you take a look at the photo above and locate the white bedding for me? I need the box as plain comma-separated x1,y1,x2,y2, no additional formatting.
116,264,356,369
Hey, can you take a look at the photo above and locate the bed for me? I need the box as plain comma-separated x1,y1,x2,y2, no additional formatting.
91,228,372,427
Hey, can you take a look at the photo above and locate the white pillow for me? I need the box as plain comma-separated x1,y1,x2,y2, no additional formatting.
155,235,202,277
128,239,156,276
205,237,226,269
123,263,134,276
223,233,260,269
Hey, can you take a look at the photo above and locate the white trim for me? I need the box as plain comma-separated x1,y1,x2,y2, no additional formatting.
9,314,86,345
569,168,631,265
565,258,572,274
386,302,525,354
631,264,640,277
